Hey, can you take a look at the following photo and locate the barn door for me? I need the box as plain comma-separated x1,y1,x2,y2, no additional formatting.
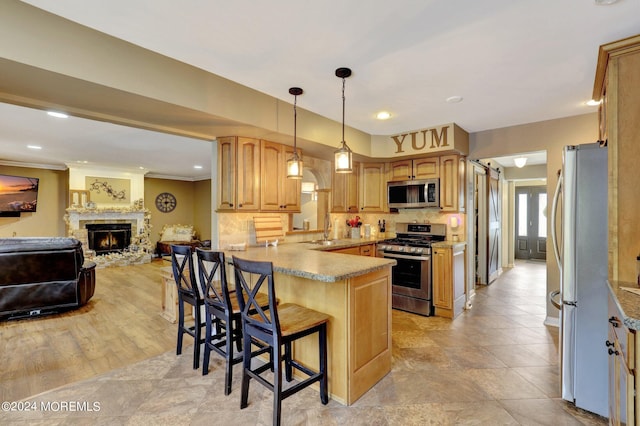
487,168,501,283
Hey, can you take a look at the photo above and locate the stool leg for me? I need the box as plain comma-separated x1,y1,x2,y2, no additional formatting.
193,307,201,370
273,344,283,426
224,318,233,395
240,332,251,409
284,341,293,382
202,313,212,375
319,324,328,405
176,298,185,356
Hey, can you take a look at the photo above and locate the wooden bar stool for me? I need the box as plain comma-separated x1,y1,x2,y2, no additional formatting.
170,244,206,369
196,248,271,395
232,256,330,426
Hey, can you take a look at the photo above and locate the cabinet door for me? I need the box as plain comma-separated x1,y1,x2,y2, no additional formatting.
440,154,462,212
432,248,452,309
331,246,360,255
217,136,236,210
359,244,375,257
331,163,359,213
389,160,413,181
236,137,260,211
260,140,283,211
359,162,386,212
413,157,439,179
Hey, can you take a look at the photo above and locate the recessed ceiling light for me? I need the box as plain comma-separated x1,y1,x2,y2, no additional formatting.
193,165,203,169
76,160,88,164
586,99,601,106
594,0,619,5
446,96,463,103
27,145,42,150
47,111,69,119
139,166,146,170
376,111,391,120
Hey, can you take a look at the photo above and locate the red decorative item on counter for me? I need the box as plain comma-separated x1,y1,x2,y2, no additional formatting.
346,216,362,228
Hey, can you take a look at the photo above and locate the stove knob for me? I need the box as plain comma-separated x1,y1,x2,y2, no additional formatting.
409,247,417,253
416,248,424,254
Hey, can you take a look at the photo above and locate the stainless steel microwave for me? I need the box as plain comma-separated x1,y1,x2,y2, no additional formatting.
387,178,440,209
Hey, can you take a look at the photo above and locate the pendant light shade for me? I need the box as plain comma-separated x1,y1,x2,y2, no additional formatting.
514,157,527,168
287,87,304,179
334,67,353,173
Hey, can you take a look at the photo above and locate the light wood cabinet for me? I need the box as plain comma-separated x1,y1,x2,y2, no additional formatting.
217,136,236,211
432,244,465,319
359,162,386,213
331,162,359,213
439,154,465,212
217,136,261,211
389,158,439,181
607,292,636,426
260,140,301,212
328,243,376,257
593,35,640,282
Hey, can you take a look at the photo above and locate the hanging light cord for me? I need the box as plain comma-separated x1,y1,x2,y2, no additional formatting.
293,93,298,155
341,77,346,143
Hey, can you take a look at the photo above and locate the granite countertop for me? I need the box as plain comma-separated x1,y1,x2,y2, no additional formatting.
431,241,467,249
607,280,640,330
223,241,395,283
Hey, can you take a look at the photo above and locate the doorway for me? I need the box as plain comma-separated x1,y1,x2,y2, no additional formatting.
515,186,547,260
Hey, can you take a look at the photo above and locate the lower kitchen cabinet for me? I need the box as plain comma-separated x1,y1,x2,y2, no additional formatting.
329,243,376,257
432,243,466,319
607,291,636,426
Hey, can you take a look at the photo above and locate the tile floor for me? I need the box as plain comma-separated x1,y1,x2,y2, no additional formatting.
1,260,607,425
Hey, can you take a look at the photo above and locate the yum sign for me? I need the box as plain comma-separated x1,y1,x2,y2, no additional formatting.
387,123,468,156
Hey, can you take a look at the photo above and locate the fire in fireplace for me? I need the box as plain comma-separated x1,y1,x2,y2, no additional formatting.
86,223,132,255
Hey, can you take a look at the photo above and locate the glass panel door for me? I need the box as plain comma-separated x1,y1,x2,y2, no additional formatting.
515,186,547,260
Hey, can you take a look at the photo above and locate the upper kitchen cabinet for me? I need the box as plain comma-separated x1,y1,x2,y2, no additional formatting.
217,136,236,211
593,34,640,282
439,154,466,212
331,162,359,213
217,136,261,211
389,157,439,181
260,140,301,212
359,162,387,213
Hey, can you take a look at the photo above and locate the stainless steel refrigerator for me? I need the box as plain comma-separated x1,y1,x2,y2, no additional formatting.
551,142,608,417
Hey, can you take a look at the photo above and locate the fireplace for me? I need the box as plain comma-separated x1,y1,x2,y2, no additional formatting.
86,223,132,255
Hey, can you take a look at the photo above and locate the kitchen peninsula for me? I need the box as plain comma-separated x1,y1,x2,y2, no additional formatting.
224,240,395,405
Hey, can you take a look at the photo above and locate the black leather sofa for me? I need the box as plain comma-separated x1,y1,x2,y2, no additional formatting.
0,237,96,320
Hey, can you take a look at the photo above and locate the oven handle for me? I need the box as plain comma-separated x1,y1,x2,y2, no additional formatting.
379,252,430,261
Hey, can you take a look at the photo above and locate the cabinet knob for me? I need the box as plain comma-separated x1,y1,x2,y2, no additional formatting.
230,203,234,207
605,340,614,348
238,204,242,207
608,348,620,356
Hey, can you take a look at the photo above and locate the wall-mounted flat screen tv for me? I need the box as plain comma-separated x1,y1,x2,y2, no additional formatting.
0,174,39,213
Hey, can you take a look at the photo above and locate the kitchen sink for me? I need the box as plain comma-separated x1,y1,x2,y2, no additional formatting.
308,239,337,246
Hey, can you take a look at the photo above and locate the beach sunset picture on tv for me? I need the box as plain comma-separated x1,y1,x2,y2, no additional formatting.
0,174,39,213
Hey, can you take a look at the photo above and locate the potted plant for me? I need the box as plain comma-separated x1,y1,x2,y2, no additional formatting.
346,216,362,239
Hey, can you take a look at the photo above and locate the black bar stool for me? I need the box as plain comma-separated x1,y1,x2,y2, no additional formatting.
170,244,206,369
232,256,329,426
196,248,271,395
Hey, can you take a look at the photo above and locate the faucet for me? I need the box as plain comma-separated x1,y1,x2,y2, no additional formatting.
323,212,331,241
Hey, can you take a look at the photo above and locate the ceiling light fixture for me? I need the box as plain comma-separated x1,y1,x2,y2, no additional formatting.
376,111,391,120
586,99,601,106
193,165,203,169
514,157,527,168
334,67,353,174
446,96,463,103
286,87,304,179
47,111,68,119
27,145,42,150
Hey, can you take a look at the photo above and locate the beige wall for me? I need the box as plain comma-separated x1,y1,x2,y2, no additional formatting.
470,112,599,323
143,177,211,250
0,165,67,237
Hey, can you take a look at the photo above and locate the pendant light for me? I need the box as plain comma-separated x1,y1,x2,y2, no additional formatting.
334,67,353,173
286,87,304,179
514,157,527,168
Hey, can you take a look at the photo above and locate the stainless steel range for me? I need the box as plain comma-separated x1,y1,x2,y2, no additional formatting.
377,223,446,316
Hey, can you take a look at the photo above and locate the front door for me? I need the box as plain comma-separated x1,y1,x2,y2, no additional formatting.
515,186,547,260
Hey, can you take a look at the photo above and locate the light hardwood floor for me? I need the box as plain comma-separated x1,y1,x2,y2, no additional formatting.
0,259,177,402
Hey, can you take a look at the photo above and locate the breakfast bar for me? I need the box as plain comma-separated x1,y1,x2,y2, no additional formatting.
224,242,395,405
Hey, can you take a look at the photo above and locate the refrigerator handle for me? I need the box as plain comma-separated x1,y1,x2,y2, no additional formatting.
551,171,563,274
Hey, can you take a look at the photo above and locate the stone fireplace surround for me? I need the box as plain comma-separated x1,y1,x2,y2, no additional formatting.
65,208,152,267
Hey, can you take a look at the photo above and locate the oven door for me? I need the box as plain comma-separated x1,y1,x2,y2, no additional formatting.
381,252,431,301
